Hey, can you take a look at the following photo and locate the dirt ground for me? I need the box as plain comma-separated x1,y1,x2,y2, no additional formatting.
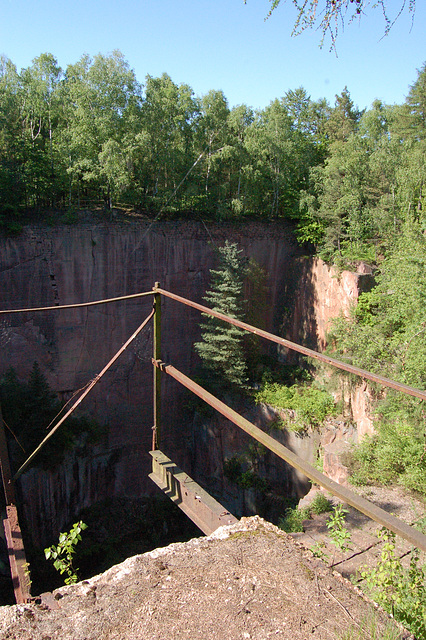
295,484,426,581
0,516,410,640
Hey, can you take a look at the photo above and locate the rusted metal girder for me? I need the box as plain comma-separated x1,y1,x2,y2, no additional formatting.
0,405,15,506
149,450,238,535
4,506,31,603
13,309,155,481
0,290,154,315
152,359,426,553
154,287,426,403
0,405,31,603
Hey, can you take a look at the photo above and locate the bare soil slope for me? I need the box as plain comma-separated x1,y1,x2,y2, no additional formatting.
0,517,407,640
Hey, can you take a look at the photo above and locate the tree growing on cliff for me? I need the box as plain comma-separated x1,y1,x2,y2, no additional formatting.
194,241,248,389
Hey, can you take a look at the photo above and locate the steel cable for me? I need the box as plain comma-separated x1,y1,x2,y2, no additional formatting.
13,308,155,480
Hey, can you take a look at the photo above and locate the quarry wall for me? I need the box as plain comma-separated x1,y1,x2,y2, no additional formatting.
0,220,373,542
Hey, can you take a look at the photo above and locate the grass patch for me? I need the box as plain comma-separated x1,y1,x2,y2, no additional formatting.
278,494,334,533
279,506,311,533
254,382,336,432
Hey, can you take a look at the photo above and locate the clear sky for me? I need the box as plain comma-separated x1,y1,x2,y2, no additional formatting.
1,0,425,112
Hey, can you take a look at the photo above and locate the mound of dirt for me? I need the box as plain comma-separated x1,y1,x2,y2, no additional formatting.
0,517,408,640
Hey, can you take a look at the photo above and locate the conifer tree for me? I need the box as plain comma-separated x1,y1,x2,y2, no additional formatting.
194,241,248,389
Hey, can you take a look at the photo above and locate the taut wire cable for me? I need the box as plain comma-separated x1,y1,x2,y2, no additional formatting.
0,290,154,315
13,308,155,480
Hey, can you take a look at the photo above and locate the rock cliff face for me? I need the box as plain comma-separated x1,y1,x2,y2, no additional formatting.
0,221,372,543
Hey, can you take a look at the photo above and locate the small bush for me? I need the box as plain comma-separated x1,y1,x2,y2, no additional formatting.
347,420,426,496
326,504,351,551
359,528,426,640
279,506,311,533
310,493,333,515
45,521,87,585
223,456,268,491
255,382,336,431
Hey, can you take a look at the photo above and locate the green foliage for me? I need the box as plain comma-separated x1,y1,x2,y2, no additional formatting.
278,494,332,532
310,492,333,515
194,241,248,389
346,417,426,495
310,541,329,560
328,223,426,496
0,363,105,472
279,506,311,533
223,455,268,491
0,47,425,245
44,521,87,585
337,613,402,640
326,504,351,551
360,528,426,639
1,48,426,280
255,381,336,431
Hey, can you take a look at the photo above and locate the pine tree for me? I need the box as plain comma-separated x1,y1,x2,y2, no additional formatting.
194,241,248,389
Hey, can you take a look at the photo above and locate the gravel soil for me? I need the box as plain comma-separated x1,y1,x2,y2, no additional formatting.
0,517,409,640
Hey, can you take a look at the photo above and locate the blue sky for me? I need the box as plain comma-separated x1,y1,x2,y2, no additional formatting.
1,0,425,112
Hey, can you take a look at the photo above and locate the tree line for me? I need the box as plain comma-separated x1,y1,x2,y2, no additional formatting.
0,50,326,222
1,51,425,258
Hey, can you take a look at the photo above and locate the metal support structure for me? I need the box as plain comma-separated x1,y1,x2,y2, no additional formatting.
152,359,426,553
149,450,238,535
152,283,162,450
4,506,31,603
0,405,30,603
155,288,426,403
0,405,15,506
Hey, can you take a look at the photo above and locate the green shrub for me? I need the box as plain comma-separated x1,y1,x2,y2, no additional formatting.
255,382,336,431
326,504,351,552
223,456,268,491
278,495,334,534
347,420,426,496
279,506,311,533
359,528,426,640
45,521,87,585
310,493,333,515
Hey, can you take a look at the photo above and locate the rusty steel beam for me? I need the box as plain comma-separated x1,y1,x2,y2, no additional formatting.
1,407,31,603
149,450,238,535
4,505,31,603
0,405,15,505
153,359,426,552
13,309,155,481
154,287,426,403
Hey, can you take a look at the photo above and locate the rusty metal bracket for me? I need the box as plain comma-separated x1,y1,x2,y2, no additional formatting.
149,450,238,535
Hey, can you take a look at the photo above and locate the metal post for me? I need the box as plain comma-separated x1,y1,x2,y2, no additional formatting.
152,283,162,450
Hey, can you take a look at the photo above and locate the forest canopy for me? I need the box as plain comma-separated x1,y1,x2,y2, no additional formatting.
1,50,425,266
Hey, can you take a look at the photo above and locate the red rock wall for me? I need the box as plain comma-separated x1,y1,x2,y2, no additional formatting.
0,221,301,541
0,221,374,541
